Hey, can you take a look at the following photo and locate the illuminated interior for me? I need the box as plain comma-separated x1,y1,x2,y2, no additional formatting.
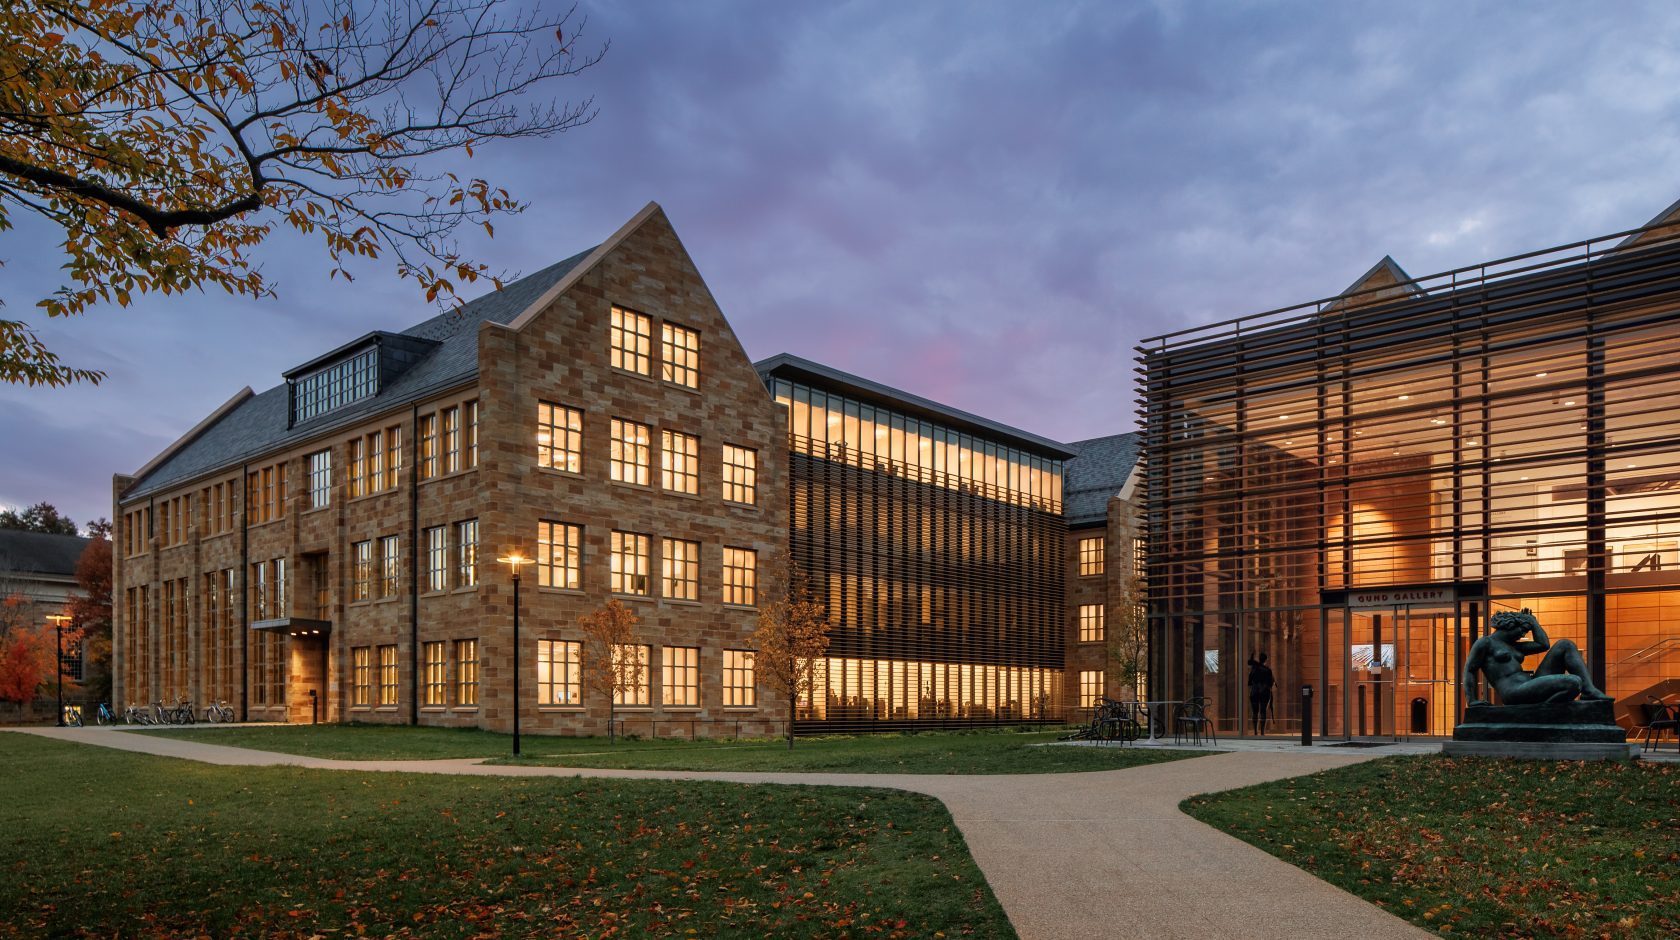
1143,237,1680,737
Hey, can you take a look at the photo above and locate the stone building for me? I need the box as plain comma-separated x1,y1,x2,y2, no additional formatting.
114,204,788,734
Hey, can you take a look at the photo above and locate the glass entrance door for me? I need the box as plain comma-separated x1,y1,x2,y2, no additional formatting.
1348,604,1459,739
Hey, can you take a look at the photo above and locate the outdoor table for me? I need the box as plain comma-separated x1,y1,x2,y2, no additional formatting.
1133,700,1183,746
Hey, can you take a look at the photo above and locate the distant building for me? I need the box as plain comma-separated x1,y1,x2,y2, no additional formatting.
0,529,92,679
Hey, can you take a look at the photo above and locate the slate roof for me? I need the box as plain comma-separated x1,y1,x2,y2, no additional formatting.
124,248,596,501
0,530,92,579
1062,432,1141,527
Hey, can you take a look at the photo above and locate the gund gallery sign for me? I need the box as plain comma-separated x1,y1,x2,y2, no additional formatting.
1348,587,1456,609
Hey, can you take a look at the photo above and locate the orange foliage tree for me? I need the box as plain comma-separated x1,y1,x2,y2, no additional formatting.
0,0,605,385
577,599,642,743
69,534,113,703
750,555,832,750
0,594,53,705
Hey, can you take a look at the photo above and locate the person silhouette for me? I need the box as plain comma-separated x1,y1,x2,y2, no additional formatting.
1247,652,1275,735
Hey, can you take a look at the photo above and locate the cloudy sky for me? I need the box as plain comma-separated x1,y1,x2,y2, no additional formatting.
5,1,1680,526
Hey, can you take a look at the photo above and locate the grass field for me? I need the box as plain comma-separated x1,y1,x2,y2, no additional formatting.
1184,755,1680,938
0,732,1014,939
143,723,1209,773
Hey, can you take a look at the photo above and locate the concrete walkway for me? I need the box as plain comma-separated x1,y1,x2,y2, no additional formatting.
12,727,1429,939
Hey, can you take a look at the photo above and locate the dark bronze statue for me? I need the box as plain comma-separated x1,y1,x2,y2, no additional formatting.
1461,608,1610,707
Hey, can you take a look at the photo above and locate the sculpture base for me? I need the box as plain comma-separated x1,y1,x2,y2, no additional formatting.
1442,740,1639,762
1453,699,1627,744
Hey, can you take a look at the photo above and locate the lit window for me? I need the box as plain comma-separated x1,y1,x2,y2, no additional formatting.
723,547,757,606
610,306,652,375
455,520,478,588
1079,670,1103,708
610,418,650,485
1078,537,1104,576
723,650,756,707
611,531,650,595
351,540,372,601
348,437,366,498
383,426,402,490
307,450,331,509
538,402,584,473
612,644,651,706
722,445,757,505
465,400,479,468
351,647,371,706
663,646,699,706
367,429,383,494
379,536,400,597
422,641,446,706
424,526,448,593
661,429,699,494
1079,604,1105,643
662,538,700,601
537,639,581,705
442,405,461,474
378,645,399,706
419,413,438,480
661,322,700,388
455,639,479,706
538,521,582,590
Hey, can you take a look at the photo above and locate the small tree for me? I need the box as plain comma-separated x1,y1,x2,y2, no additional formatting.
0,594,52,705
578,599,641,744
751,555,832,750
68,535,113,704
1107,521,1149,706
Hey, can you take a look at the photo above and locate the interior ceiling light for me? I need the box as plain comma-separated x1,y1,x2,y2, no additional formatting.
1431,417,1446,425
1535,372,1549,378
1520,476,1530,481
1398,394,1411,401
1564,400,1576,406
1279,414,1290,420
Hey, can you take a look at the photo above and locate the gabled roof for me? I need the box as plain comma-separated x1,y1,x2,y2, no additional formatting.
123,245,598,501
1320,255,1426,313
1614,195,1680,250
0,530,91,580
755,353,1078,460
1062,433,1141,527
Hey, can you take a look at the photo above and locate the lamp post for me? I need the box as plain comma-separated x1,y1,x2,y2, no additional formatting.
47,614,72,727
496,553,532,757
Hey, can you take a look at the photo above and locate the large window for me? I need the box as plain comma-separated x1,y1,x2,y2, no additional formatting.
610,306,652,375
661,430,699,494
307,450,331,509
465,400,479,469
292,348,376,424
663,646,699,706
379,536,400,597
455,639,479,706
424,526,448,592
351,540,372,600
662,538,700,601
723,547,756,606
611,531,650,595
381,426,402,490
539,521,582,590
723,445,757,505
442,405,461,474
613,644,651,706
1078,537,1104,576
245,462,287,525
661,322,699,388
378,645,399,706
422,641,446,706
1078,671,1103,708
537,639,581,705
1079,604,1105,642
455,519,478,588
723,650,755,707
419,413,438,480
351,647,371,706
538,402,584,473
610,418,650,485
348,437,367,498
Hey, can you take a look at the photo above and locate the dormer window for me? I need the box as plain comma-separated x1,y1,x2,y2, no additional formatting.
293,349,377,424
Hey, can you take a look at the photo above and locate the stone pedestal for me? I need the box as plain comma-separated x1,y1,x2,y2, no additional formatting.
1445,699,1635,761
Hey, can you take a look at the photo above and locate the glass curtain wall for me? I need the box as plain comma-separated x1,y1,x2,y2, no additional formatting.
1143,236,1680,737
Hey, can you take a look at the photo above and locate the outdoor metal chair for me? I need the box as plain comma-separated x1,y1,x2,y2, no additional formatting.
1173,697,1217,747
1639,698,1678,752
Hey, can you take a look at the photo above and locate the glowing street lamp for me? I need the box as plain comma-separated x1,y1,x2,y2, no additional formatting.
496,552,532,757
46,614,72,727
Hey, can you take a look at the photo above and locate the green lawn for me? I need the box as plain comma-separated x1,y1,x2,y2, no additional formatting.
1184,755,1680,938
0,732,1014,939
143,723,1210,773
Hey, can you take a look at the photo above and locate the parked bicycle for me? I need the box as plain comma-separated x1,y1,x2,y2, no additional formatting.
63,704,83,727
95,702,116,725
203,701,235,723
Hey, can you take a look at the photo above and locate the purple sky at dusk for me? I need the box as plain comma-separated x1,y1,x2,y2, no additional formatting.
5,1,1680,526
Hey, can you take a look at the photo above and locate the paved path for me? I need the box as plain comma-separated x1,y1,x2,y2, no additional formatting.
12,727,1429,939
